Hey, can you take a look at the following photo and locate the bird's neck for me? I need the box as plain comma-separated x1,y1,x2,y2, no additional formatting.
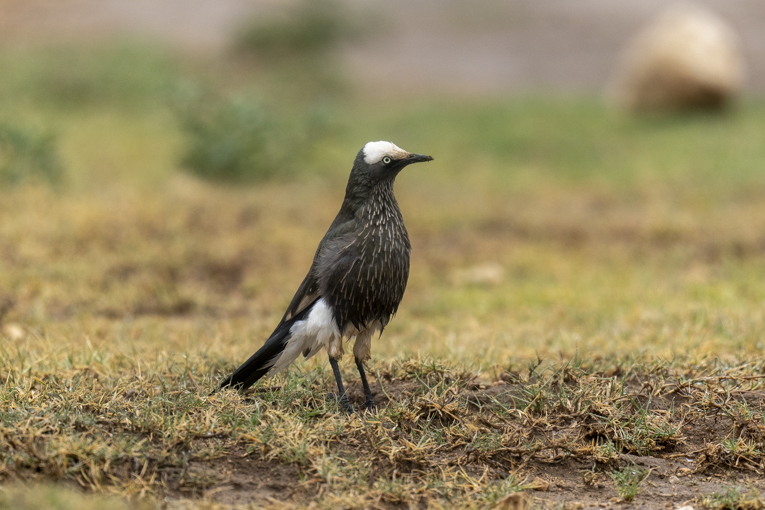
369,180,396,205
341,179,399,219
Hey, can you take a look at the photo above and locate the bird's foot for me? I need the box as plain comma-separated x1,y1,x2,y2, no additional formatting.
361,398,377,413
330,393,354,414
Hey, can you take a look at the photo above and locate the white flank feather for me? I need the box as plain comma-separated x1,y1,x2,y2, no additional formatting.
267,298,340,376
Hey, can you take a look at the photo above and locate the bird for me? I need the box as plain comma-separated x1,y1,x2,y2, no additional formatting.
218,141,433,412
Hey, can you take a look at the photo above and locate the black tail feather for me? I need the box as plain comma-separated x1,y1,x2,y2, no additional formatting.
217,299,318,392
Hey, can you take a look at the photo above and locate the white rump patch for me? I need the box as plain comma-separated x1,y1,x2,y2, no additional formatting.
268,298,341,376
362,141,410,165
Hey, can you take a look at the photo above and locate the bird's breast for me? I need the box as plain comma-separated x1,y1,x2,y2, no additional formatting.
356,207,411,294
320,193,411,332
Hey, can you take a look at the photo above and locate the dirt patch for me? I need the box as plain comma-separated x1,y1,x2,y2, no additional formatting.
177,451,763,509
533,458,765,510
163,454,306,507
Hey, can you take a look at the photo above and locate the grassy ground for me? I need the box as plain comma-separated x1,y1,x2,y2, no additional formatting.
2,44,765,508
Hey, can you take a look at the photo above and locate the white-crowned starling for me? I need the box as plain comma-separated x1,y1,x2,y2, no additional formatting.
219,141,433,411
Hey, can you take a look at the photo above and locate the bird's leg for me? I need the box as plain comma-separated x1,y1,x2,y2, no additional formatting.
355,357,376,411
328,355,353,413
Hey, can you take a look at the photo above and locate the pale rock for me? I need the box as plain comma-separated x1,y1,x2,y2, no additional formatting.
528,476,550,491
610,2,745,112
496,492,529,510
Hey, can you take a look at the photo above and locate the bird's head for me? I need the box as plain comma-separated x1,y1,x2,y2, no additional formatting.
339,141,432,213
349,141,433,188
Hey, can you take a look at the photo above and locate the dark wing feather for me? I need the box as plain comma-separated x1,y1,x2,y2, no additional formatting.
280,215,359,323
281,272,319,322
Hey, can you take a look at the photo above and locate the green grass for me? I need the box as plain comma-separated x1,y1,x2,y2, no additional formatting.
0,44,179,112
703,486,764,509
610,464,649,501
1,43,765,508
0,122,63,185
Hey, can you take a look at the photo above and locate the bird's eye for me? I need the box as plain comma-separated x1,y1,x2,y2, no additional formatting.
382,157,391,165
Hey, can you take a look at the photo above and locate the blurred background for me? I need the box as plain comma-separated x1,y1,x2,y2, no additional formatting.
1,0,764,93
1,0,765,367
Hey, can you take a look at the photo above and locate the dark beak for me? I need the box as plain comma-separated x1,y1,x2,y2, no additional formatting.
403,153,434,165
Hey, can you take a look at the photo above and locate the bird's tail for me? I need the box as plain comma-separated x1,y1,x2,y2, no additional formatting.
217,299,319,391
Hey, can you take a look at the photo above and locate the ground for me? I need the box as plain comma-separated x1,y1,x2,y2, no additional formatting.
1,15,765,510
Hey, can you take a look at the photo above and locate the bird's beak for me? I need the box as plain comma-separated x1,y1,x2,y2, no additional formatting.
403,153,434,165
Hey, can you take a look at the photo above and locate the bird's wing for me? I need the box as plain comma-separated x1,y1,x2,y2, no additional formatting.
281,272,319,322
280,214,359,323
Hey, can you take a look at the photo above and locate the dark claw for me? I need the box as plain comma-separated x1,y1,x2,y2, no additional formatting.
330,392,354,414
361,398,377,413
354,357,378,413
